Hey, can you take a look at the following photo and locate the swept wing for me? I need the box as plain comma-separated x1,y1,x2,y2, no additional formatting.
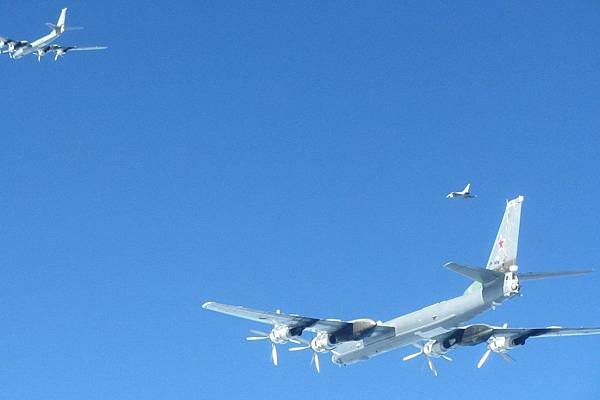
428,323,600,347
202,301,395,338
486,325,600,339
56,45,107,52
49,45,107,61
406,323,600,374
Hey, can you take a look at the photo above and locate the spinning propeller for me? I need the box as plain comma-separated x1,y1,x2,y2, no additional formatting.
402,341,452,377
477,323,515,368
246,329,282,366
244,310,301,367
288,341,322,373
288,332,340,374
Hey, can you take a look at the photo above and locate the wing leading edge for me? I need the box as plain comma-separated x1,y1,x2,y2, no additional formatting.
202,301,395,338
489,326,600,339
406,323,600,374
430,324,600,345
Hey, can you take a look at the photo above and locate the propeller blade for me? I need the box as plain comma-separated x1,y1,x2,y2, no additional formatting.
441,355,453,362
314,352,320,373
477,348,492,369
246,336,269,341
426,357,438,377
271,342,278,366
289,345,310,352
249,329,269,337
499,352,515,363
402,350,423,361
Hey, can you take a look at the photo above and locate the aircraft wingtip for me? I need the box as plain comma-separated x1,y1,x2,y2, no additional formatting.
202,301,213,309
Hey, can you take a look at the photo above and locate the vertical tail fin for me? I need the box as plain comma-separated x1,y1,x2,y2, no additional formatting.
47,8,82,34
57,8,67,27
486,196,524,272
463,183,471,194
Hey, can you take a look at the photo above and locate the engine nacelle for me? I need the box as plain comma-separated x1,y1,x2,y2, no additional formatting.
311,332,337,353
269,325,295,344
488,335,515,353
325,318,380,343
348,318,378,338
423,340,450,358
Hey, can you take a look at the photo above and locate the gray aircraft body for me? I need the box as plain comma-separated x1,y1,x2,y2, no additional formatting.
203,196,599,374
1,8,106,61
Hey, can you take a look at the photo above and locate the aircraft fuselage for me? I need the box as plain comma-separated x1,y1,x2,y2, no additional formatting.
11,30,59,59
332,278,512,365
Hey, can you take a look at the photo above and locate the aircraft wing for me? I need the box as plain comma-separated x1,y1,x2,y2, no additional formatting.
488,326,600,339
203,301,395,338
1,37,19,44
61,46,107,52
49,45,108,61
1,37,28,52
429,323,600,347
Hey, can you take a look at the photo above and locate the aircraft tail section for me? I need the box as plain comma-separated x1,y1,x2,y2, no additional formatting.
47,8,83,34
486,195,524,272
463,183,471,194
57,8,67,27
445,262,503,284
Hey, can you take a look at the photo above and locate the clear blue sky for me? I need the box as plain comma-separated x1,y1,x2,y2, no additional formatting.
1,1,599,399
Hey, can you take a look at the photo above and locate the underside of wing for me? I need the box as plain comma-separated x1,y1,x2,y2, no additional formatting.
203,301,319,327
202,301,394,336
1,37,28,52
202,302,395,337
426,324,600,351
65,46,108,52
518,269,593,281
491,326,600,339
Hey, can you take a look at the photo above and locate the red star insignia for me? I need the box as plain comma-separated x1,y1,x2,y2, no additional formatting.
498,239,505,248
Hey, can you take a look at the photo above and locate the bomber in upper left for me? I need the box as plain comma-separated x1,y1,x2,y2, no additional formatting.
1,8,107,61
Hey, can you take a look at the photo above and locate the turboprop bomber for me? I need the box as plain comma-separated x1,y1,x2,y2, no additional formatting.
1,8,106,61
203,195,599,375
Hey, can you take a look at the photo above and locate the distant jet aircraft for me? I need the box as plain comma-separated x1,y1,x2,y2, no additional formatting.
204,196,600,375
447,183,476,199
1,8,106,61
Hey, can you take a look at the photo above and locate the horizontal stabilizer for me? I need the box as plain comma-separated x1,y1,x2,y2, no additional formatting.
47,22,83,31
518,269,593,281
445,262,504,284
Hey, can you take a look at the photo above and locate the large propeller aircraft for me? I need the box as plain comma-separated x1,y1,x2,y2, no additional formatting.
203,195,600,375
1,8,106,61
